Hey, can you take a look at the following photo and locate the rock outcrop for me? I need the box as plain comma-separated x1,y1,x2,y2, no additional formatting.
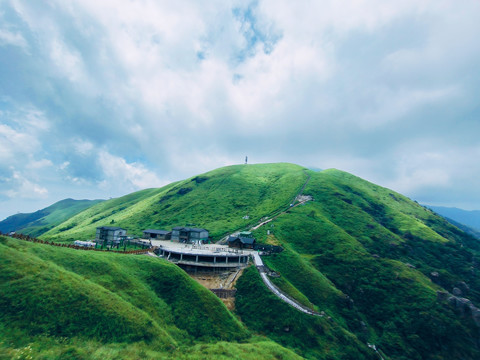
438,290,480,327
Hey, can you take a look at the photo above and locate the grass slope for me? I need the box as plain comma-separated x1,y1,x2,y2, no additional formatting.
235,266,376,360
0,236,305,360
251,168,480,360
41,163,308,242
0,198,103,237
4,163,480,359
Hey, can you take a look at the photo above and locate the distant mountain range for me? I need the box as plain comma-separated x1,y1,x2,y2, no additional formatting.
427,206,480,238
0,198,104,237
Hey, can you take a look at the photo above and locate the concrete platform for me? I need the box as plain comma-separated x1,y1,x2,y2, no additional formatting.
152,240,251,268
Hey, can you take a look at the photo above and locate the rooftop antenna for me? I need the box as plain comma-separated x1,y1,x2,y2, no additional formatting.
245,155,248,165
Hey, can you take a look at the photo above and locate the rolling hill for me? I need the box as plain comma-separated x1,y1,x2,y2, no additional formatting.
0,198,103,237
39,163,309,242
247,169,480,360
0,235,306,360
2,163,480,359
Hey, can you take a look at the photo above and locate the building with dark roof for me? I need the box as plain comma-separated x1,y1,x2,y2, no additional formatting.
171,226,209,244
143,229,171,240
95,226,127,245
227,236,256,249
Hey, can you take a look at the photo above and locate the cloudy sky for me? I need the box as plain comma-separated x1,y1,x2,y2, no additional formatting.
1,0,480,220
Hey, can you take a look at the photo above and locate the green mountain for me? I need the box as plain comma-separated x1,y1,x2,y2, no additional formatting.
0,235,303,360
40,163,309,242
2,163,480,359
0,198,104,237
246,169,480,360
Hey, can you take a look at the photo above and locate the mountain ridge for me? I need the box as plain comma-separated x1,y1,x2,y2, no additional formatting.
40,163,310,242
0,198,104,237
427,205,480,231
2,162,480,359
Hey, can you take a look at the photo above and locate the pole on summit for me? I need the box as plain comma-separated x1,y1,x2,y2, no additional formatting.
245,156,248,164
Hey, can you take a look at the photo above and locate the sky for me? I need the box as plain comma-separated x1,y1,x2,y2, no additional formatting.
1,0,480,221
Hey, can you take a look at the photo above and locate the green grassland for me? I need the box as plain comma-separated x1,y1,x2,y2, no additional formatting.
235,266,377,360
3,163,480,359
0,198,104,237
41,163,308,242
252,168,480,360
0,236,303,360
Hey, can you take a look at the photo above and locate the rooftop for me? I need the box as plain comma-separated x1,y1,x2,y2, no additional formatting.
143,229,171,235
228,236,256,245
172,226,208,233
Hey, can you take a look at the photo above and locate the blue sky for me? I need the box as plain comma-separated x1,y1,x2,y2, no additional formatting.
1,0,480,220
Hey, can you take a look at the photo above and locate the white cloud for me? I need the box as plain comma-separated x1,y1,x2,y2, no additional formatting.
0,123,39,162
0,105,51,166
386,142,480,195
27,159,53,169
3,171,48,199
166,146,238,178
97,151,166,190
259,0,430,37
73,139,94,155
356,85,460,129
0,27,28,50
49,38,87,84
1,0,480,219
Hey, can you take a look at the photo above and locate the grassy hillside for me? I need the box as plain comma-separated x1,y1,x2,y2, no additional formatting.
251,168,480,360
41,163,308,242
0,198,103,237
4,163,480,359
235,266,376,360
0,236,304,360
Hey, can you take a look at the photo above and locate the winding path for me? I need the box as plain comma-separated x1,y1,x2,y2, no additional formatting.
251,251,321,316
247,173,320,315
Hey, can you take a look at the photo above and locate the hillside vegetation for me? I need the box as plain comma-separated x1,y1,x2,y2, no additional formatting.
250,168,480,360
41,163,308,242
0,198,103,237
3,163,480,359
235,266,376,360
0,236,303,360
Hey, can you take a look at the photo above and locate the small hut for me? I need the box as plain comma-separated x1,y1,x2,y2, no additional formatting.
227,236,256,249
